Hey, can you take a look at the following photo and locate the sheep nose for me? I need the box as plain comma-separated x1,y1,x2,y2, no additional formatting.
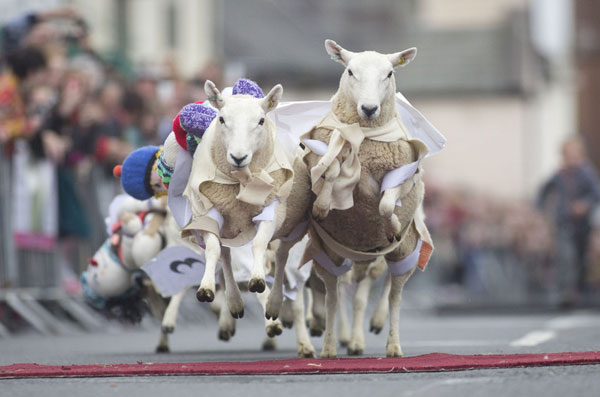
230,154,248,166
361,104,379,118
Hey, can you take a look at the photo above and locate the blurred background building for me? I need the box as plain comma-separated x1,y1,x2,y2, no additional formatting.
1,0,599,334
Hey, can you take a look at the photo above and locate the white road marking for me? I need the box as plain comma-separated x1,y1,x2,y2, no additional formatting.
509,330,556,347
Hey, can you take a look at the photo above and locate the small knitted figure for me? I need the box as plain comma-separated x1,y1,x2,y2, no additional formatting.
113,145,167,199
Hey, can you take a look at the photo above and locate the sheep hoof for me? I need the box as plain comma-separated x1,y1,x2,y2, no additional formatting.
218,328,232,341
196,288,215,302
310,328,323,337
248,278,266,293
230,308,244,319
386,343,403,357
262,338,277,351
298,343,316,358
265,296,282,320
266,322,283,338
339,339,349,348
320,346,337,358
347,345,364,356
161,325,175,334
312,204,329,220
282,320,293,329
155,345,170,353
369,325,383,335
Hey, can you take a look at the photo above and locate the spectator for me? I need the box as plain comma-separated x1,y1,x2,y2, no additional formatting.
0,46,47,143
537,136,600,305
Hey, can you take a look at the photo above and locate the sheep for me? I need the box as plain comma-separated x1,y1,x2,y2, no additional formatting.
181,80,316,357
300,40,435,358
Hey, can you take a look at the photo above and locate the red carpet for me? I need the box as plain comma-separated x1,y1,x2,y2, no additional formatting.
1,352,599,379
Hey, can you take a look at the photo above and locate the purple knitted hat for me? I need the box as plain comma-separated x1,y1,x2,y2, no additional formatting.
179,103,217,138
232,78,264,99
178,79,264,139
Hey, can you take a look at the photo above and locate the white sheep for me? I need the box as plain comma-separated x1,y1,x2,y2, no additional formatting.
300,40,435,358
181,81,316,357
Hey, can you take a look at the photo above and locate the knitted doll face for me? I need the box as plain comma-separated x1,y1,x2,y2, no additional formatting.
150,158,168,196
85,246,132,297
325,40,417,121
205,81,283,169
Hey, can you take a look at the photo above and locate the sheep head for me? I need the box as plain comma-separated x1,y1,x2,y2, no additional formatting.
204,80,283,170
325,39,416,121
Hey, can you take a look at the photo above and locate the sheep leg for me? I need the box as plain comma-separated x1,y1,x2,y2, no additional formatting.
370,271,391,334
379,187,403,242
305,287,314,327
385,224,419,357
196,231,220,302
347,271,374,356
142,283,169,353
255,283,283,338
280,297,294,328
309,286,326,336
292,280,316,358
265,239,296,320
386,267,415,357
216,287,236,341
312,159,340,220
249,220,276,293
156,329,170,353
219,246,244,318
337,272,351,347
161,287,188,334
313,262,339,358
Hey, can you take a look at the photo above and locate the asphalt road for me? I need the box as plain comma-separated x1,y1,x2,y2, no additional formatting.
1,294,600,396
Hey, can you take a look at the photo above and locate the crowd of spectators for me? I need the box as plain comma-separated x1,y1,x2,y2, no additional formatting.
0,8,220,289
424,138,600,306
1,8,599,306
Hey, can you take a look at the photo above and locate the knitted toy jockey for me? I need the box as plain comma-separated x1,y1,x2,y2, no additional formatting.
113,145,167,200
81,195,167,323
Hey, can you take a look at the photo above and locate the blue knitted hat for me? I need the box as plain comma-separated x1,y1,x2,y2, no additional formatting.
120,146,160,200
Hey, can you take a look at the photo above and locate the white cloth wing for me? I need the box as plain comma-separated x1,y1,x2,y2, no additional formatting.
268,93,446,157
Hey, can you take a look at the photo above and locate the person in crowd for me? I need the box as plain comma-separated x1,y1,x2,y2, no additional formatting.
537,136,600,306
0,46,47,143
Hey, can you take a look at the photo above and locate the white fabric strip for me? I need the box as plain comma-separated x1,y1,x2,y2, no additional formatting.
303,139,329,156
168,148,194,228
387,239,422,276
252,198,279,223
268,94,446,160
192,230,206,249
313,252,353,277
206,207,224,231
394,93,446,156
380,160,420,192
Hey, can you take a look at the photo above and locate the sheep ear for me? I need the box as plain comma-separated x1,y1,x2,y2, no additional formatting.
261,84,283,113
204,80,225,109
388,47,417,69
325,39,354,66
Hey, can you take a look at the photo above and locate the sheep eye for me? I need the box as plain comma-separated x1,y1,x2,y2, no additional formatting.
347,69,353,77
387,71,393,78
219,116,225,124
258,118,265,126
